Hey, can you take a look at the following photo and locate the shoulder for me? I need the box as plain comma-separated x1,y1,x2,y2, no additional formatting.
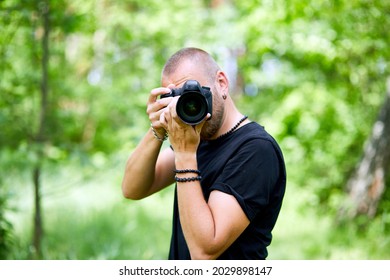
235,122,282,152
238,122,274,140
236,122,286,171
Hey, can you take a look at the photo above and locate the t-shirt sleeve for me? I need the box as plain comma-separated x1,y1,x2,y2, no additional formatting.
209,138,280,221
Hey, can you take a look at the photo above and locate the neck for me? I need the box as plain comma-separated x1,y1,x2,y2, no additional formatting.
213,102,248,140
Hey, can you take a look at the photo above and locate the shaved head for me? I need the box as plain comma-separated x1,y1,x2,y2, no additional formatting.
161,47,228,140
162,47,221,84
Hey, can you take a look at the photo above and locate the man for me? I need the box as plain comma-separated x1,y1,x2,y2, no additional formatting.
122,47,286,260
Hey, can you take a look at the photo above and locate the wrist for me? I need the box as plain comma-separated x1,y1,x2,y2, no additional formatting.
174,152,197,170
150,125,168,142
173,167,202,183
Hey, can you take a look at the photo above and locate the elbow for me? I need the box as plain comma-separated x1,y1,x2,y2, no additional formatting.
189,245,222,260
122,190,142,201
121,181,144,200
122,190,144,201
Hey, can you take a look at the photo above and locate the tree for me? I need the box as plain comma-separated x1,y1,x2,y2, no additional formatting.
1,0,232,258
0,186,13,259
341,80,390,218
31,0,50,259
1,0,389,259
0,0,93,258
232,0,390,220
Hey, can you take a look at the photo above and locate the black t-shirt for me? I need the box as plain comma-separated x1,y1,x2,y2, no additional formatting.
168,122,286,260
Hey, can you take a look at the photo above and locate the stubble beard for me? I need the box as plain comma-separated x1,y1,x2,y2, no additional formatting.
200,101,224,140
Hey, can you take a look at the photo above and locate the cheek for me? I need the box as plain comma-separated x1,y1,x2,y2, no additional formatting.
212,91,224,113
209,97,224,129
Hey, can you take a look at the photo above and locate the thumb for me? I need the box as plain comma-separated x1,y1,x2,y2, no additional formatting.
194,113,211,133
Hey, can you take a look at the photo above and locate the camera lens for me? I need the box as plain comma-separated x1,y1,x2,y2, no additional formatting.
176,91,207,125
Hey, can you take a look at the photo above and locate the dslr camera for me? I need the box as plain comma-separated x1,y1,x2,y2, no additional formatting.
161,80,212,125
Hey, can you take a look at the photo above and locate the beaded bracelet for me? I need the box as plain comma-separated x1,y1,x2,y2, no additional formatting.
174,169,201,175
175,176,202,183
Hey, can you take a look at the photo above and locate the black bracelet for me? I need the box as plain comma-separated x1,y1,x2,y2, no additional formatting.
174,169,201,175
175,176,202,183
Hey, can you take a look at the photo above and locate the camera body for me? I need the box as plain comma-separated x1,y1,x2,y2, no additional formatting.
161,80,212,125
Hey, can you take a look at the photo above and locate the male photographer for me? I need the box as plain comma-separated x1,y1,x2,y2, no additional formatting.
122,47,286,260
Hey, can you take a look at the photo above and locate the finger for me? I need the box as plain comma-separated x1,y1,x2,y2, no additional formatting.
147,96,173,114
195,113,211,133
167,96,179,118
159,108,168,129
167,83,176,90
148,87,171,103
149,104,170,125
149,110,162,125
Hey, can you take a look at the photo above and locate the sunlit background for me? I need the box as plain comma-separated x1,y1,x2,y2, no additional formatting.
1,0,390,259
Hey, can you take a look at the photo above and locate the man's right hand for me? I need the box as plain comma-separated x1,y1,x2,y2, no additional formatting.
147,86,174,139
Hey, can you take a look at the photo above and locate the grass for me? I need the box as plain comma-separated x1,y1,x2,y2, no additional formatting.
4,153,390,260
268,182,390,260
40,194,173,260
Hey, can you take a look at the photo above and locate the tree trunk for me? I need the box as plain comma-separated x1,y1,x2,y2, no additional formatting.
341,78,390,219
32,165,43,258
31,0,50,259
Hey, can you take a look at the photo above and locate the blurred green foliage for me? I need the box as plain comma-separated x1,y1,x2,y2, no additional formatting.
1,0,390,259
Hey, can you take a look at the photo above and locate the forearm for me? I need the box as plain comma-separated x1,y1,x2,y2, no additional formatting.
122,128,165,199
175,153,221,259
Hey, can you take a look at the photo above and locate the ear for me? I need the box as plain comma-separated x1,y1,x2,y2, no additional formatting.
216,71,229,96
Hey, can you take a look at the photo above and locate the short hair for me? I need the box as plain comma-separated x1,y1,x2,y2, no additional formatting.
162,47,220,83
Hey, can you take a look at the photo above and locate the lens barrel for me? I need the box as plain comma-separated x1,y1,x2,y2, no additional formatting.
176,91,208,125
